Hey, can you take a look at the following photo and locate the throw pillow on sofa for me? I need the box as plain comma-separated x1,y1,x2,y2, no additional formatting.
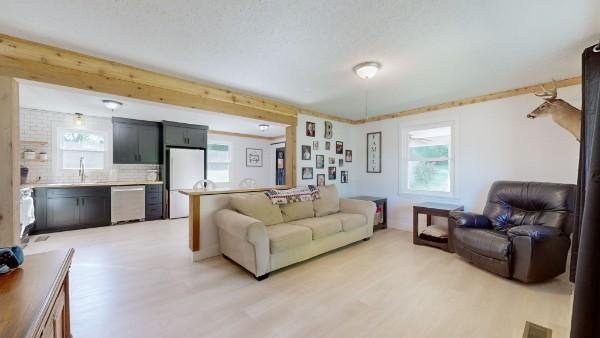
313,184,340,217
230,193,284,226
280,201,315,222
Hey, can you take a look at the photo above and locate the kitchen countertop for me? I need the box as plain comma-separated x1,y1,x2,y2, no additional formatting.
21,180,164,189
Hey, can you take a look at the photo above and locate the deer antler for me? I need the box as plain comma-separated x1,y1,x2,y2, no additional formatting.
534,80,557,100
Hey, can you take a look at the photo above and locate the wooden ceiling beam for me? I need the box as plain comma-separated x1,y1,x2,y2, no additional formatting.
0,34,298,125
355,76,582,123
208,130,284,141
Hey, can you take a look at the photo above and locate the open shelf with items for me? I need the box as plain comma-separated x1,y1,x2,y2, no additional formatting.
21,140,49,146
351,196,387,231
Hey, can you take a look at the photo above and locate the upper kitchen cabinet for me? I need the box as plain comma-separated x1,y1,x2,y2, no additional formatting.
113,118,162,164
163,121,208,148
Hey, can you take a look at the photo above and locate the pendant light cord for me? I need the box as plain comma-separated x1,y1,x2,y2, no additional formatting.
364,78,370,118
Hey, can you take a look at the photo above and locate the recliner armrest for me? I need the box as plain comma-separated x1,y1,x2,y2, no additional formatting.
449,211,491,229
507,225,562,240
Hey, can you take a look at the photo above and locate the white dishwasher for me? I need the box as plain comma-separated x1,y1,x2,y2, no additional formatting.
111,186,145,224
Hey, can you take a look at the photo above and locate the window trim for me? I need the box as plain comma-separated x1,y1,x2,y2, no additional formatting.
53,126,111,174
399,119,459,198
206,142,232,184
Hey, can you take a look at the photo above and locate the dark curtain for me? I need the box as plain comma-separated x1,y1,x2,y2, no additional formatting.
571,44,600,337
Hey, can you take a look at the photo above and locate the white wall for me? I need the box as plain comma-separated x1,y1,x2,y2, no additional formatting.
207,133,273,188
355,85,581,231
296,114,357,197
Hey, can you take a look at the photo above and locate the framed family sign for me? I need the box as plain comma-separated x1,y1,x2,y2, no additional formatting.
366,132,381,173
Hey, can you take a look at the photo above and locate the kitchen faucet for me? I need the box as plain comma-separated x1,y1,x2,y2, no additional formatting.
79,156,86,183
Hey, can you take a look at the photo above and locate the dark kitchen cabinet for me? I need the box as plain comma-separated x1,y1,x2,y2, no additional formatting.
113,118,162,164
163,121,208,148
145,184,164,220
33,187,110,234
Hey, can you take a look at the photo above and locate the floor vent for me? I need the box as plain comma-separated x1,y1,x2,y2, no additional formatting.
34,235,50,242
523,321,552,338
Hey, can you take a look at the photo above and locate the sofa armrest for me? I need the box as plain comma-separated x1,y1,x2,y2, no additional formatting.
339,198,377,236
215,209,268,244
449,211,491,229
507,225,562,240
215,209,270,277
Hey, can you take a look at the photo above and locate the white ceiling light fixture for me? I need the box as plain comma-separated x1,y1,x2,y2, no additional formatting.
73,113,84,125
102,99,123,111
353,61,382,118
258,124,270,132
353,61,381,80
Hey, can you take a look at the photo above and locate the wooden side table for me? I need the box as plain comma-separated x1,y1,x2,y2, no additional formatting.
413,202,463,252
351,196,387,231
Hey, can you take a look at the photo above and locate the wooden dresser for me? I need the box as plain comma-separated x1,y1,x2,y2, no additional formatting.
0,248,74,338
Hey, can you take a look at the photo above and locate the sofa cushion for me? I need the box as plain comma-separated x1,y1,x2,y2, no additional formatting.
230,193,284,226
321,212,366,232
313,184,340,217
280,201,315,222
288,217,342,240
453,228,511,261
266,223,312,253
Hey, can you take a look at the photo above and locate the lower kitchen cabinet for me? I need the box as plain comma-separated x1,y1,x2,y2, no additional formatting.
145,184,164,220
34,187,111,234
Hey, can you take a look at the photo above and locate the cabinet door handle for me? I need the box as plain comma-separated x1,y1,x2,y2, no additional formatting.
76,198,79,206
82,198,85,206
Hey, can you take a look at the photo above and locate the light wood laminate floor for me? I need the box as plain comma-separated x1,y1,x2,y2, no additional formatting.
24,219,573,338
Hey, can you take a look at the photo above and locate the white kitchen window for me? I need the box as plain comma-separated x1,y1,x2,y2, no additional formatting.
400,121,456,197
58,129,108,170
207,143,231,183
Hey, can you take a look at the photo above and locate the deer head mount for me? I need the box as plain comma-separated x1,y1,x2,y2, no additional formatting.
527,81,581,142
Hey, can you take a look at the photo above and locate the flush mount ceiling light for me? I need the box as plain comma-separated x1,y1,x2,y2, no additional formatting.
353,61,381,80
102,99,123,111
258,124,270,132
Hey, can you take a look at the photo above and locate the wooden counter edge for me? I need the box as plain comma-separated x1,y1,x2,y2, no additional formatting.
29,248,75,338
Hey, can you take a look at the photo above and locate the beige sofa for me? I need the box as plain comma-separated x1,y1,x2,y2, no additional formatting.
215,185,376,280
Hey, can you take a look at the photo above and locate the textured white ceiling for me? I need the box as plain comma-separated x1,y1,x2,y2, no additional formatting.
1,1,598,120
18,81,287,137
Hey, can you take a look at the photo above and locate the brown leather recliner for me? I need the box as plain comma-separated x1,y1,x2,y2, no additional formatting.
449,181,576,283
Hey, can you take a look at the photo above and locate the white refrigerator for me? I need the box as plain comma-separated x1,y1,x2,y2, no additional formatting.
169,148,205,219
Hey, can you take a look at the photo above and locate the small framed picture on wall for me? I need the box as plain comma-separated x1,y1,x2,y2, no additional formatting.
306,121,316,137
302,167,313,180
339,159,343,167
325,141,331,150
336,141,343,154
302,145,311,160
341,171,348,183
313,140,319,150
316,155,324,169
317,174,326,186
328,157,335,165
246,148,263,167
324,121,333,139
328,166,337,180
345,150,352,162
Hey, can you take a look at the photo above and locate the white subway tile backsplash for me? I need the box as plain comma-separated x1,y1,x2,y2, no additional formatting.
20,108,160,184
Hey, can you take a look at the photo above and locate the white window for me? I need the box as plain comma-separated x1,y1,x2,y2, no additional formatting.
400,121,456,197
58,129,108,170
207,143,231,183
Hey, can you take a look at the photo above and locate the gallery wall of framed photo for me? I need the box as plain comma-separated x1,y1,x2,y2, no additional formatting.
296,114,356,197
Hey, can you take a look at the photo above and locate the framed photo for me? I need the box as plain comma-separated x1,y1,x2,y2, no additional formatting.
316,155,324,169
317,174,326,186
313,140,319,150
367,132,382,173
345,150,352,162
328,166,337,180
302,145,311,160
246,148,263,167
324,121,333,139
302,167,313,179
341,171,348,183
339,158,343,167
336,141,343,154
328,157,335,165
306,121,316,137
325,141,331,150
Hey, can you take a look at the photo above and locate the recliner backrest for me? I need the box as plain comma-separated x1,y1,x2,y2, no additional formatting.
483,181,576,233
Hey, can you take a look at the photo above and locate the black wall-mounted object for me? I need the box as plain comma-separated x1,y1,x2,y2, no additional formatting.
32,187,111,234
113,117,162,164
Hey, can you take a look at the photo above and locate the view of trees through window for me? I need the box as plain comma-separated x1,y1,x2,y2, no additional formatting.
207,143,231,183
406,126,452,193
61,131,106,169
